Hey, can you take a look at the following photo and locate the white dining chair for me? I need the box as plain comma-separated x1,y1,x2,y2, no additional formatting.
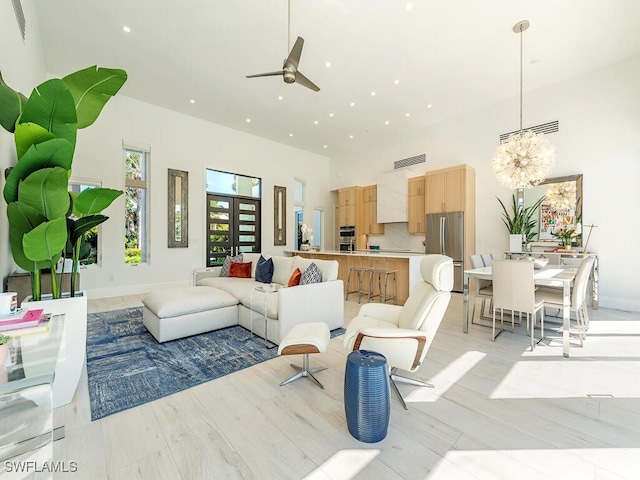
536,257,595,346
492,259,545,350
469,254,492,322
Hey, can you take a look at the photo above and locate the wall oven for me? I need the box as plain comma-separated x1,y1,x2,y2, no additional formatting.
339,225,356,251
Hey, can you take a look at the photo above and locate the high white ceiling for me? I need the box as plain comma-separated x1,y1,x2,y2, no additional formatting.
33,0,640,156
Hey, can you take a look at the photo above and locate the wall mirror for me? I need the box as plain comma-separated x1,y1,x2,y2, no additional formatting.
518,174,583,247
168,168,189,248
274,186,286,245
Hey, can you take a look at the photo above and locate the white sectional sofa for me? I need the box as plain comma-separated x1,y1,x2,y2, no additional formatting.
142,253,344,344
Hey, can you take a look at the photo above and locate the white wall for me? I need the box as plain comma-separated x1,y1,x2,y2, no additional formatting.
330,55,640,311
0,2,47,289
73,95,332,297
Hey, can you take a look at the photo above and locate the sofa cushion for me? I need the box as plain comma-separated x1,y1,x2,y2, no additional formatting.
255,256,274,283
299,262,322,285
243,253,262,277
272,256,295,285
292,256,338,282
229,261,252,278
288,268,302,287
220,253,243,277
142,287,238,318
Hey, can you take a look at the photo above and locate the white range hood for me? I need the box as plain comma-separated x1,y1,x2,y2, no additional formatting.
377,170,411,223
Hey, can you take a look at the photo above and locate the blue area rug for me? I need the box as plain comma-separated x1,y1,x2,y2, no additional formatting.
86,307,344,420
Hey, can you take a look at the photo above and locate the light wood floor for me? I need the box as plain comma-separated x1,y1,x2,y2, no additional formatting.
45,294,640,479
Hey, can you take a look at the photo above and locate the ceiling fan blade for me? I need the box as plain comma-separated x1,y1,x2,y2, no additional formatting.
246,71,285,78
284,36,304,70
294,70,320,92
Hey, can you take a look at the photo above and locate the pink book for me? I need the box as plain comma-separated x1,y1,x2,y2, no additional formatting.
0,309,44,332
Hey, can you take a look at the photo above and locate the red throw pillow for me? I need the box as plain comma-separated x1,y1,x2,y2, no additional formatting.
288,268,302,287
228,261,252,278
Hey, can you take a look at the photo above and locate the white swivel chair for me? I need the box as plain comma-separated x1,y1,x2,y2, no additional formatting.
343,255,453,410
537,256,595,346
492,260,545,351
470,254,493,322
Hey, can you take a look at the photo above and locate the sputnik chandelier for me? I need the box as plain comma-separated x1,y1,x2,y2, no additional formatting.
546,181,577,210
492,20,555,190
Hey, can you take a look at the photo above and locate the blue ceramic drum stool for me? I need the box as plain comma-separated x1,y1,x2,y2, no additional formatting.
344,350,390,443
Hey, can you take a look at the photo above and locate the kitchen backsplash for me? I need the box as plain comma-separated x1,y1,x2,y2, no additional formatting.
366,223,424,252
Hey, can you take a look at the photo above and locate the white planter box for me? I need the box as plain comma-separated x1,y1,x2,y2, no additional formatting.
509,234,523,253
23,292,88,408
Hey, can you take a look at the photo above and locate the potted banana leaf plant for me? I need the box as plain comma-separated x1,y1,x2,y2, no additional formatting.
0,66,127,407
497,193,546,251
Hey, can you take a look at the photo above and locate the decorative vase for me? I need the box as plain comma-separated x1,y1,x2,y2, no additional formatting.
300,244,311,251
509,234,522,253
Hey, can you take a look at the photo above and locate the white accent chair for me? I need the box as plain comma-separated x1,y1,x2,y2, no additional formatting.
492,260,545,350
536,257,595,346
343,255,453,409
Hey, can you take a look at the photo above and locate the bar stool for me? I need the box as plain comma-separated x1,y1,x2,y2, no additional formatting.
345,267,372,303
369,269,397,304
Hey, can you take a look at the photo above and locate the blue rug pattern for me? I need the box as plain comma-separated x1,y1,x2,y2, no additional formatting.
86,307,344,420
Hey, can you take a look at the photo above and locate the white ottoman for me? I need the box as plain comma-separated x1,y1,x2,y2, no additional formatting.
278,322,330,389
142,287,239,342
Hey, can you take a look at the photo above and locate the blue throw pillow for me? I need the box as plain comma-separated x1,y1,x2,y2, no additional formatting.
255,255,274,283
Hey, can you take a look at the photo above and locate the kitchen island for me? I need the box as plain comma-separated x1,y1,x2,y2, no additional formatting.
287,250,427,304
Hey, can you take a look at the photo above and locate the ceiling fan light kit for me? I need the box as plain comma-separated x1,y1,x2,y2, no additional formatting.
492,20,555,190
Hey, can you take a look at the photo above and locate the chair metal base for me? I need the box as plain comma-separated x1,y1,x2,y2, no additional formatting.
389,368,434,410
280,353,328,389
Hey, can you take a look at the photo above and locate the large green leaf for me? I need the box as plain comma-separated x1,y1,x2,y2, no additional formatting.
62,66,127,129
74,188,123,215
20,78,77,149
14,122,57,159
23,217,66,263
3,138,74,204
18,167,70,220
6,202,48,272
0,71,28,133
67,214,108,245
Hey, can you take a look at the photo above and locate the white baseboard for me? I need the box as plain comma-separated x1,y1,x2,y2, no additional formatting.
86,279,190,299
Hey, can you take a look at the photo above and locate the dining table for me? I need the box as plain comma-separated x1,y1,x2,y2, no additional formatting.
463,265,577,357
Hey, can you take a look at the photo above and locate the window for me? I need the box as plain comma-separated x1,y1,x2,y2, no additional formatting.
124,146,150,264
69,178,102,267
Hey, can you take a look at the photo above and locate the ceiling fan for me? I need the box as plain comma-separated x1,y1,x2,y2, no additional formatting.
246,1,320,92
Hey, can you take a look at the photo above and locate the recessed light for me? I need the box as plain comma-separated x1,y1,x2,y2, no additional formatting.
289,133,294,137
278,95,283,100
325,62,331,68
314,120,319,125
394,79,400,85
245,118,251,123
122,25,131,33
405,113,410,117
323,145,328,148
329,113,334,117
371,91,376,96
350,102,355,107
384,121,390,125
189,99,195,104
427,104,432,109
405,3,414,11
349,135,354,139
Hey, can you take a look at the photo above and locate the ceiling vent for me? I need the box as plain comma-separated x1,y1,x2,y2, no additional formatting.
499,120,558,143
12,0,26,40
394,153,425,170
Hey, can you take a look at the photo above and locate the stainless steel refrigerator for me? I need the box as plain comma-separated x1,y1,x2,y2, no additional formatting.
425,211,464,292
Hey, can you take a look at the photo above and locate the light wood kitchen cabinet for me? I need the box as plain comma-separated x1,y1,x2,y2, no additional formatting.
408,176,425,234
359,185,384,235
338,187,359,226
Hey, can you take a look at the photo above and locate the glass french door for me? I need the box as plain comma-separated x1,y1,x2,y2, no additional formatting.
207,194,261,266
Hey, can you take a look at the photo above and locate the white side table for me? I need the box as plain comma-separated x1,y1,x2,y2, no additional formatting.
250,284,280,349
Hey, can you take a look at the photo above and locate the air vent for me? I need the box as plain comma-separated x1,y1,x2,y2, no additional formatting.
12,0,26,40
394,153,425,170
499,120,558,143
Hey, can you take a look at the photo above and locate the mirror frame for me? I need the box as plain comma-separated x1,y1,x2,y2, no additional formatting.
168,168,189,248
518,174,583,247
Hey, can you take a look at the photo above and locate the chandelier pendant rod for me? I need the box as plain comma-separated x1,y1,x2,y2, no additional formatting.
288,0,291,53
519,23,523,132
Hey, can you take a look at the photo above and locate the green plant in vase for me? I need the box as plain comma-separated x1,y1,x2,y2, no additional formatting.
1,66,127,300
497,193,546,247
